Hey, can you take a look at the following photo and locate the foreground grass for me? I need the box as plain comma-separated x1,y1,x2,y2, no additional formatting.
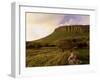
26,47,89,67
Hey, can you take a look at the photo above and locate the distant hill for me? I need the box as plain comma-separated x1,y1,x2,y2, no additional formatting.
27,25,89,45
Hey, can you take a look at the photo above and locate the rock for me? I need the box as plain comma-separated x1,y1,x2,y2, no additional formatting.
67,51,81,65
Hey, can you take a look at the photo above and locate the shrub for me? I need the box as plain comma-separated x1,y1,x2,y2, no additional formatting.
57,37,89,52
57,39,75,52
26,42,42,49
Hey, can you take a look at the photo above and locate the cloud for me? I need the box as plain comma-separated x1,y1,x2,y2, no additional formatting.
26,13,64,26
58,14,89,25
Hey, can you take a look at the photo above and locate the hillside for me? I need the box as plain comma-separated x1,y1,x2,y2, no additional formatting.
27,25,89,44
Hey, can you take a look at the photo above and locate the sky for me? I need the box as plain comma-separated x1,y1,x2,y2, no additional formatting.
26,13,90,41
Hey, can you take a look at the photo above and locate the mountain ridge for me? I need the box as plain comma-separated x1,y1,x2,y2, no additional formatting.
26,25,89,44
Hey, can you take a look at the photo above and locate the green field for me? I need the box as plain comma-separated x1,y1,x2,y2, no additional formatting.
26,25,89,67
26,47,89,67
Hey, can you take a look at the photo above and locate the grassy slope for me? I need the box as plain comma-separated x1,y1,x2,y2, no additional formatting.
30,26,89,44
26,48,89,67
26,48,70,67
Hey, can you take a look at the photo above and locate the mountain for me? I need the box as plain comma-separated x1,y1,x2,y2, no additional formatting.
27,25,89,45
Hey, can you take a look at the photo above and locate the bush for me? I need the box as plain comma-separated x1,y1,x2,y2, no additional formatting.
26,42,42,49
57,37,89,52
58,39,75,52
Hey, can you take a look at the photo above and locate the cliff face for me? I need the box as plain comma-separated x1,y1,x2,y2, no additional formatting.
55,25,89,33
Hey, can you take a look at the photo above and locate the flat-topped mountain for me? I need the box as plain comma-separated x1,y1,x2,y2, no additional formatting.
27,25,89,44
